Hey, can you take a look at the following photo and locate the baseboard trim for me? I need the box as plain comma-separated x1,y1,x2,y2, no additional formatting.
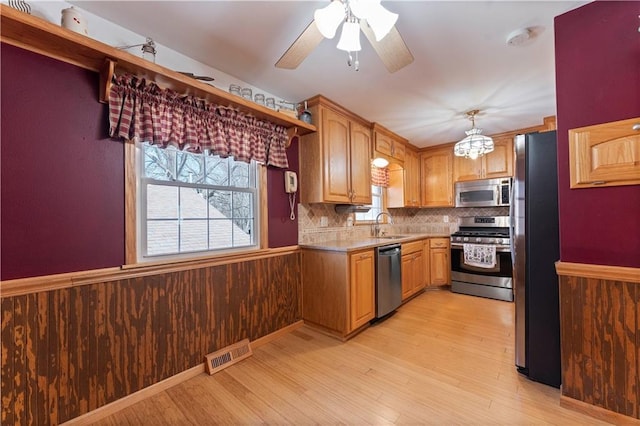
560,395,640,425
251,320,304,348
62,363,205,425
62,320,304,425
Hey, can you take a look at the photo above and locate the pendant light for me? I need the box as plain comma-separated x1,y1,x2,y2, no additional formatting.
454,110,494,160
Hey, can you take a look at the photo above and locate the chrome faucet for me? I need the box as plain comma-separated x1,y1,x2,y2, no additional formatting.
374,211,393,237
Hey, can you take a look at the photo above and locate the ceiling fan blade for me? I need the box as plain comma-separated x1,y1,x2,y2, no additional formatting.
276,20,324,69
360,22,414,73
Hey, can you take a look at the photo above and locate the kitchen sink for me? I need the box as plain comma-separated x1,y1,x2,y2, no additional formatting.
376,235,409,240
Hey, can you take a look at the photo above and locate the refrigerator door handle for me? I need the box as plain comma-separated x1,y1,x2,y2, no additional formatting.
509,179,515,268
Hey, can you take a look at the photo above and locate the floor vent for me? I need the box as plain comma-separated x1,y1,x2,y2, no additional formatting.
204,339,253,375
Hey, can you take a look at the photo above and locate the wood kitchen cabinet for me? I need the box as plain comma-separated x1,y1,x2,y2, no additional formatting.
301,248,375,339
429,238,451,285
373,123,406,165
401,240,426,300
300,96,372,204
568,116,640,188
454,136,513,182
421,147,454,207
388,147,421,208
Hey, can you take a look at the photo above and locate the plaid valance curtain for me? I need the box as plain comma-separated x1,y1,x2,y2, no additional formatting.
108,74,289,168
371,165,389,187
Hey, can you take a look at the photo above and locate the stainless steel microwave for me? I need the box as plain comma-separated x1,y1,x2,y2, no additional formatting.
455,178,511,208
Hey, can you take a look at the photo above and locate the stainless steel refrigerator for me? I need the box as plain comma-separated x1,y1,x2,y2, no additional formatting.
512,131,561,388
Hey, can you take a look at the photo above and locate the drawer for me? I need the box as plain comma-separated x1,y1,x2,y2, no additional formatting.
402,240,423,254
430,238,449,249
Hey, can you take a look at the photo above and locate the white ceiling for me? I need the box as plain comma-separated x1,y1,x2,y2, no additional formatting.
71,1,589,148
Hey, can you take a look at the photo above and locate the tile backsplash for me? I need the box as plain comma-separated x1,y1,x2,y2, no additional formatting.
298,204,509,244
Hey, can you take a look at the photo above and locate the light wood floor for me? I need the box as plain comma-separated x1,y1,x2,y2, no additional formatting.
95,290,610,425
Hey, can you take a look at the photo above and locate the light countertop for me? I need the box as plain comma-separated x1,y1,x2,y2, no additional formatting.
299,233,451,253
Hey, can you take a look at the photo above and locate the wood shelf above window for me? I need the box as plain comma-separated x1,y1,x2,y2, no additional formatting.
0,4,316,135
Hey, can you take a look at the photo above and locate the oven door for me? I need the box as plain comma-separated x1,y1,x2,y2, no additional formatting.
450,244,513,280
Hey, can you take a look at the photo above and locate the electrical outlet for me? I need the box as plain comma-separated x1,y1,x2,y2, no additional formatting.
320,216,328,227
443,215,449,223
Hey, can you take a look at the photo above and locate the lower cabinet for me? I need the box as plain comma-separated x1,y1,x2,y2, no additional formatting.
301,248,375,339
401,240,426,300
429,238,451,285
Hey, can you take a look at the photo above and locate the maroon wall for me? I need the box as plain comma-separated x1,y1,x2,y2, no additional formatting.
1,42,300,279
1,44,125,280
554,1,640,268
267,138,299,247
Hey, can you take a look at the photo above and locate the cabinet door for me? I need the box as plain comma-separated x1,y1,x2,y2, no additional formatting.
322,108,351,203
401,254,414,300
430,248,450,285
413,250,425,292
405,149,421,206
421,148,453,207
349,121,373,204
484,137,513,179
423,240,431,286
374,131,393,157
568,117,640,188
453,155,482,182
350,250,375,331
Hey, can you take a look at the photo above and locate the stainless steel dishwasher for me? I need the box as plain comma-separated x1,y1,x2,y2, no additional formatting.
375,243,402,318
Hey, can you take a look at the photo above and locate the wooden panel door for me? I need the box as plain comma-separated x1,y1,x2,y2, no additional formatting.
349,250,375,331
421,148,453,207
568,116,640,188
453,155,482,182
321,108,351,202
349,121,373,204
484,137,513,179
405,148,421,206
430,248,450,285
401,253,414,300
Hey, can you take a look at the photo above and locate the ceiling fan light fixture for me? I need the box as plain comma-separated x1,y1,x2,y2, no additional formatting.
365,3,398,41
337,20,362,52
454,110,495,159
314,0,345,39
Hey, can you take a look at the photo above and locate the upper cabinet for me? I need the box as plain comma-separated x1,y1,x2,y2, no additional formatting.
421,146,454,207
568,117,640,188
454,136,513,182
388,146,421,208
300,96,372,204
373,123,406,165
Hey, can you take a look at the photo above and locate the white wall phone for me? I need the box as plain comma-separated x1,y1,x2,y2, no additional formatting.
284,171,298,193
284,171,298,221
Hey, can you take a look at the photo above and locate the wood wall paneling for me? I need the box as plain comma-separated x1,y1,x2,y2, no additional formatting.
0,253,301,423
558,274,639,420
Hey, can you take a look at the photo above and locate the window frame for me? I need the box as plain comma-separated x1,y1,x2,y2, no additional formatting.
124,139,267,265
355,184,388,224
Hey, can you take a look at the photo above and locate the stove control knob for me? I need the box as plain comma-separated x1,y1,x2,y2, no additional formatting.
475,237,482,242
463,237,469,242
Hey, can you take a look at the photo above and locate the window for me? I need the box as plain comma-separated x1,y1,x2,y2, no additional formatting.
355,185,385,222
138,143,259,260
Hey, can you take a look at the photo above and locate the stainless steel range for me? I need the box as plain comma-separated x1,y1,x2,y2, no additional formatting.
450,216,513,302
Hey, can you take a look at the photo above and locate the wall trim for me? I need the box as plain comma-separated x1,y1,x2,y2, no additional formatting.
1,246,299,297
555,261,640,283
61,320,304,425
560,395,640,425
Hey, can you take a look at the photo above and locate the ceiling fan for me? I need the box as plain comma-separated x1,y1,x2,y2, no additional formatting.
275,0,414,73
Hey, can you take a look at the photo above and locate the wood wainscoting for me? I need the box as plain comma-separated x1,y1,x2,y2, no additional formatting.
556,261,640,422
1,252,301,425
